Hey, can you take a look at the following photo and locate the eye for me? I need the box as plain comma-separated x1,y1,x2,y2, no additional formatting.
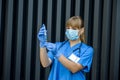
66,26,71,29
72,27,77,30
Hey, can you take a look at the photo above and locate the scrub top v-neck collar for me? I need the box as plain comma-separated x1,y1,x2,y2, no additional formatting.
68,41,82,50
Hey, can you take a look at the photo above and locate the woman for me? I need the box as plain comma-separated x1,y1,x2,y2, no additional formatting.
37,16,94,80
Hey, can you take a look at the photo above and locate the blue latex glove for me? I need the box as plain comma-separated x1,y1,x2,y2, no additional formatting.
55,49,71,59
45,42,56,51
37,24,47,47
54,47,64,59
55,51,63,59
54,42,69,59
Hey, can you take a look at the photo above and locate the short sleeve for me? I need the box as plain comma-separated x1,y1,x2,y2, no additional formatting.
78,47,94,72
47,51,54,61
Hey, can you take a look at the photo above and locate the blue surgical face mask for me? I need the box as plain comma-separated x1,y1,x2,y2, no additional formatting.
65,29,79,40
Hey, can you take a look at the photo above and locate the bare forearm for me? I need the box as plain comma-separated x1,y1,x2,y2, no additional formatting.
58,55,83,73
40,48,51,67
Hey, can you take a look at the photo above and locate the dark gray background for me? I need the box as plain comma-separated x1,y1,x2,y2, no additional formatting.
0,0,120,80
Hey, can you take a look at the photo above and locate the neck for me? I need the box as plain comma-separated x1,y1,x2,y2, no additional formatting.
69,39,81,47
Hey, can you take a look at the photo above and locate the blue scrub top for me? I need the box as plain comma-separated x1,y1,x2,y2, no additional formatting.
47,41,94,80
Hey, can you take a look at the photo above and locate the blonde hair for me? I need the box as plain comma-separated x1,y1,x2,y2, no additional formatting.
66,16,86,43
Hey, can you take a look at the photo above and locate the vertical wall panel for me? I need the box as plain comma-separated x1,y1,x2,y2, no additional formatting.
0,0,3,79
55,0,62,41
84,0,90,42
25,0,33,80
65,0,71,21
84,0,94,45
47,0,52,41
0,0,120,80
75,0,80,16
92,0,102,80
3,0,13,80
100,0,112,80
14,0,23,80
0,0,6,79
0,0,2,79
109,0,120,80
0,0,2,39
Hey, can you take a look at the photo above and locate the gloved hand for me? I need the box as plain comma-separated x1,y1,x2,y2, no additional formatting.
45,42,56,51
55,50,71,59
55,51,63,59
37,24,47,47
54,47,64,59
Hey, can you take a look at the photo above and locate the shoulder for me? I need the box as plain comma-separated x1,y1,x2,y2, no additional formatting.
55,41,63,46
81,42,94,54
55,40,68,46
55,40,68,49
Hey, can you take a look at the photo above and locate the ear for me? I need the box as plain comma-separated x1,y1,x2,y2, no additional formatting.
79,27,84,35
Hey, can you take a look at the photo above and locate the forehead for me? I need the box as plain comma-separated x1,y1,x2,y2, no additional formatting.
66,23,80,29
66,18,81,29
